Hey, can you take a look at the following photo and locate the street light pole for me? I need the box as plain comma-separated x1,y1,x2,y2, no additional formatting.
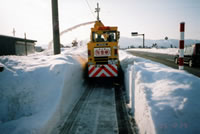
131,32,145,48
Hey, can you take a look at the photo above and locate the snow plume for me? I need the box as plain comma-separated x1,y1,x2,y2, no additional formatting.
48,21,95,49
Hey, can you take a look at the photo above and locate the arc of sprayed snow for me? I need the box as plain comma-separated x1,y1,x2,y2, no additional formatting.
60,21,95,36
48,21,95,49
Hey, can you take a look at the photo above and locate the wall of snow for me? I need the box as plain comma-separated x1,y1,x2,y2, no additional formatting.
120,51,156,134
0,47,87,134
120,50,200,134
133,65,156,134
40,58,86,134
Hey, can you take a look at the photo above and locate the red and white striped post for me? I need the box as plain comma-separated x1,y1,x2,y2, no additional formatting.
179,22,185,70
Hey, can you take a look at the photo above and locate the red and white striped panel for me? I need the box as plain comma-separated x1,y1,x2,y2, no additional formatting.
179,22,185,70
88,64,118,77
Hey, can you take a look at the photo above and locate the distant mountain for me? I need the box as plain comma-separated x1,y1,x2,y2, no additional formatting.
38,37,200,50
119,37,200,48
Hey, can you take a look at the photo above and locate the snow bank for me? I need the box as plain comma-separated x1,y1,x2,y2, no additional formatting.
0,46,87,134
128,48,178,55
120,50,200,134
1,45,199,134
120,51,156,134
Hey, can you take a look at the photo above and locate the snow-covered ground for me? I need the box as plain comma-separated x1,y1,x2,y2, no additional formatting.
1,45,200,134
120,51,200,134
128,48,179,55
0,47,88,134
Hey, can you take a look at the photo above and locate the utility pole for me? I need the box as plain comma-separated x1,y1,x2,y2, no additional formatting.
142,34,145,48
13,28,16,36
51,0,61,55
24,33,27,56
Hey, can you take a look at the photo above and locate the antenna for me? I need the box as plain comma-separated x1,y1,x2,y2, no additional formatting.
95,3,100,21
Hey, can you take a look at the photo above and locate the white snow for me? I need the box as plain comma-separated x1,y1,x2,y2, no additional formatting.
128,48,179,55
0,46,88,134
120,51,200,134
1,44,200,134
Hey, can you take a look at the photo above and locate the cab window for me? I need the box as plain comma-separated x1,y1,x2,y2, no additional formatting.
92,31,117,42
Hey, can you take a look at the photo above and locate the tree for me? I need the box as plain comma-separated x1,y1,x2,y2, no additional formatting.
60,44,64,48
79,41,83,46
72,40,78,47
152,43,158,48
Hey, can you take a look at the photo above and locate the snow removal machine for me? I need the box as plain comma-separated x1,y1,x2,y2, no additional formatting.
87,3,120,78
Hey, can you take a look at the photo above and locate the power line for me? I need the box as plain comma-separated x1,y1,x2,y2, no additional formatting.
85,0,96,19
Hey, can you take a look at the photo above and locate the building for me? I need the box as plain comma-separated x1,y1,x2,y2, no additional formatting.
0,35,37,56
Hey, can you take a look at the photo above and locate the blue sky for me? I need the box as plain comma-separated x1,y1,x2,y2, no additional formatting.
0,0,199,46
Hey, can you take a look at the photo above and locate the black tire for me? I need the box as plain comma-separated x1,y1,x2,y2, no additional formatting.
189,60,193,67
0,66,4,72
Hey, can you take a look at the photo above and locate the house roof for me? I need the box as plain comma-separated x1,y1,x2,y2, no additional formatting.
0,35,37,43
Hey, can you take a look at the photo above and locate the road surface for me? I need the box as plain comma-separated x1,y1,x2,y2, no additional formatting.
59,78,136,134
127,50,200,78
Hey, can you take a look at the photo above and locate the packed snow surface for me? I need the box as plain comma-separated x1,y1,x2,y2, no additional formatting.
0,46,200,134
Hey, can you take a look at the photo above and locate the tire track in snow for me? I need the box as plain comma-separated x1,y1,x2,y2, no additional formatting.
59,76,136,134
59,85,94,134
59,83,118,134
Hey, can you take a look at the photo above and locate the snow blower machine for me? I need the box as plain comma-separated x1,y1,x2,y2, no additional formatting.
87,3,120,78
